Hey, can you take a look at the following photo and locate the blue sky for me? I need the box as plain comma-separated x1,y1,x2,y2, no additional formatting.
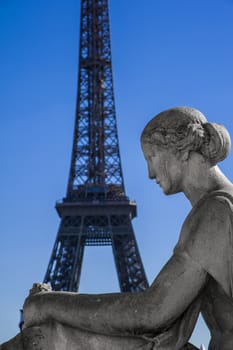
0,0,233,347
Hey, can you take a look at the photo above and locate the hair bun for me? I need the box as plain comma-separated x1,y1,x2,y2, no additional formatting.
201,123,231,165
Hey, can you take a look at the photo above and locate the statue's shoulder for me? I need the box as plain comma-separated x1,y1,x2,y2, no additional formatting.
196,189,233,213
177,189,233,250
187,189,233,233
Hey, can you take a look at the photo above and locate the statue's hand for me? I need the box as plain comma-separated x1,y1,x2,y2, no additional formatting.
23,283,52,329
29,283,52,296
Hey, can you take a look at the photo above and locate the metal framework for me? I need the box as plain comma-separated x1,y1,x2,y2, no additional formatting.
44,0,149,293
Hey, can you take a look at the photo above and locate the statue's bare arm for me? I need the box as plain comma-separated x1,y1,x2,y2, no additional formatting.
23,252,207,335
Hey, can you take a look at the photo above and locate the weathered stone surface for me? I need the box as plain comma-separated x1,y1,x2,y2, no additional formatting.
0,324,199,350
0,327,46,350
2,107,233,349
0,322,148,350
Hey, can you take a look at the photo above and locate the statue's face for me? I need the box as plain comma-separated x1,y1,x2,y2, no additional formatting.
142,143,183,195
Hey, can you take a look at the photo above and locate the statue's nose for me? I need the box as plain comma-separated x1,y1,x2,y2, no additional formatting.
148,165,155,179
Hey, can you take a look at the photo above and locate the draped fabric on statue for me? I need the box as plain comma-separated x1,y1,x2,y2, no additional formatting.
174,191,233,299
137,191,233,349
2,191,233,350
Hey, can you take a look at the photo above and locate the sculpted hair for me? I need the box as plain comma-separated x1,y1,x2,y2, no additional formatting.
141,107,231,165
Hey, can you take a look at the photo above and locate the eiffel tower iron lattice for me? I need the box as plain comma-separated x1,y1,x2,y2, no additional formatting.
44,0,149,293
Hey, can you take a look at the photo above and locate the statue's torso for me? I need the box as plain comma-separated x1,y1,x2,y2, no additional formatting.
202,277,233,350
175,189,233,349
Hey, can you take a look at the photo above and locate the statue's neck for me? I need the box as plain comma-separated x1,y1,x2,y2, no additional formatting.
183,165,232,207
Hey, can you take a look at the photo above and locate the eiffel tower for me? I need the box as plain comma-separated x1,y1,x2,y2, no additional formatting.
44,0,148,293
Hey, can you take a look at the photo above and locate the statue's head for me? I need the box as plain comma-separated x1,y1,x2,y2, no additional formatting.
141,107,231,195
141,106,231,166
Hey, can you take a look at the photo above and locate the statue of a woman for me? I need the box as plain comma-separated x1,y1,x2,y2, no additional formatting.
2,107,233,350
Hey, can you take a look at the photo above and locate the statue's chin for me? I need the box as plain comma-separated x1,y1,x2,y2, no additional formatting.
162,186,181,196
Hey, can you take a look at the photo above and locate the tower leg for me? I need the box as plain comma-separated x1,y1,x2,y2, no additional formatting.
112,223,148,292
44,217,85,292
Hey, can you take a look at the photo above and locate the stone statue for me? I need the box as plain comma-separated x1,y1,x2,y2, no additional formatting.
1,106,233,350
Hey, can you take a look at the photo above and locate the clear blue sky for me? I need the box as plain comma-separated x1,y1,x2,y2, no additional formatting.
0,0,233,347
